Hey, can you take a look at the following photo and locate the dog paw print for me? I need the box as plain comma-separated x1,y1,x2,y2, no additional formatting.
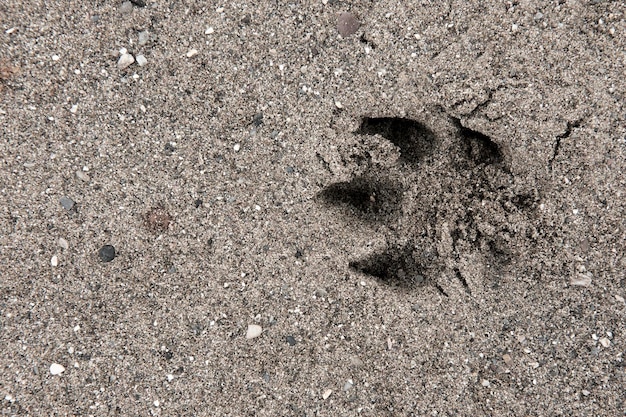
317,113,537,297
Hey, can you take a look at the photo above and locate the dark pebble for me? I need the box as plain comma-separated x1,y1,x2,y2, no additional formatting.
129,0,146,6
60,196,75,210
98,245,116,262
295,249,303,258
164,143,176,154
286,335,297,346
194,199,203,208
252,112,263,126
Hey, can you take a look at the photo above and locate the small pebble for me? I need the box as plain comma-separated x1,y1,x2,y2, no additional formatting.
334,100,343,109
60,196,75,210
75,170,90,182
138,30,150,46
51,255,59,267
119,1,133,14
117,53,135,69
252,112,263,126
285,335,296,346
337,12,360,37
98,245,116,262
343,379,354,391
50,363,65,375
186,49,198,58
246,324,262,339
481,379,490,387
322,389,332,400
58,237,69,250
599,337,611,348
571,272,592,287
502,354,513,366
233,143,241,152
615,294,625,303
136,54,147,67
205,27,214,35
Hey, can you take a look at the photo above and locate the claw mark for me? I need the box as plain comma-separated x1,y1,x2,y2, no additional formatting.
455,268,471,294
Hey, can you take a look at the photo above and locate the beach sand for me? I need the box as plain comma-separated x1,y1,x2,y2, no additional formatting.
1,1,624,415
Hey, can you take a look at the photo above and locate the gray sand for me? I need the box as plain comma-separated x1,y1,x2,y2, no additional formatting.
1,1,625,415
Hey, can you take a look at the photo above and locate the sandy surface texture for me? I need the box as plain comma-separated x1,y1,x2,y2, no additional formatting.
1,1,625,415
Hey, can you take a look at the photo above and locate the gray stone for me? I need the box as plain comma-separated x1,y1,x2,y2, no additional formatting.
60,196,74,210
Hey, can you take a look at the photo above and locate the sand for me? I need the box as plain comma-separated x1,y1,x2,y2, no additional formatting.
1,1,625,415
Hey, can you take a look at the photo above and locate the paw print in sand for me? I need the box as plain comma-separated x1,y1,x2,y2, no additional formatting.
318,112,538,297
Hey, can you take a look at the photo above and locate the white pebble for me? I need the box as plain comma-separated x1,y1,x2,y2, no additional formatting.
58,237,69,250
334,100,343,109
136,54,147,67
322,389,332,400
52,54,60,61
571,272,592,287
75,170,90,182
205,27,214,34
50,255,59,267
343,379,353,391
70,104,78,113
186,49,199,58
153,400,160,407
50,363,65,375
481,379,490,387
138,31,151,46
117,53,135,69
599,337,611,348
233,143,241,152
246,324,262,339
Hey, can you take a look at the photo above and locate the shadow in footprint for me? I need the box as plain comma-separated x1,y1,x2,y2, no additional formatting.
356,117,437,167
349,244,427,288
317,175,402,221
